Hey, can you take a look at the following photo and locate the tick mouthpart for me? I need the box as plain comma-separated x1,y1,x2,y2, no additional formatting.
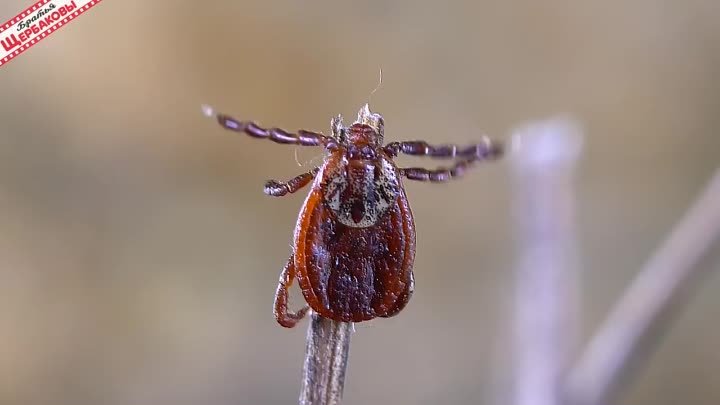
348,124,375,138
346,124,381,146
354,103,384,135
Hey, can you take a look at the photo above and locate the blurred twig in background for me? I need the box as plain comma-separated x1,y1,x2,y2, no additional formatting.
510,118,584,405
564,169,720,405
300,312,353,405
509,120,720,405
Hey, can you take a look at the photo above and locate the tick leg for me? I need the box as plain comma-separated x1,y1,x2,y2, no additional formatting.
216,112,338,149
396,137,503,182
384,137,503,160
401,157,486,182
264,168,320,197
274,255,310,328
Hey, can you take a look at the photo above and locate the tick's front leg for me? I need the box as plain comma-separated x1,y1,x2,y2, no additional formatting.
384,137,503,160
274,255,310,328
216,113,336,148
264,168,320,197
395,137,504,182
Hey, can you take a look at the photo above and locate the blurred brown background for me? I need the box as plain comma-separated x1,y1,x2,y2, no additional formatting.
1,1,719,404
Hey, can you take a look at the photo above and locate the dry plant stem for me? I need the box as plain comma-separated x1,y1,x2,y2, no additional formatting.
300,312,353,405
564,169,720,405
510,119,583,405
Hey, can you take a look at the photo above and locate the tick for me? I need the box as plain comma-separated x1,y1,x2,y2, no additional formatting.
212,104,503,327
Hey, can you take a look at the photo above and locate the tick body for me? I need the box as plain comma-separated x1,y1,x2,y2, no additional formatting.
214,104,502,327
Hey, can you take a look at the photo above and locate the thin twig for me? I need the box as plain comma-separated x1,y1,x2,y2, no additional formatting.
563,169,720,405
299,312,353,405
509,118,584,405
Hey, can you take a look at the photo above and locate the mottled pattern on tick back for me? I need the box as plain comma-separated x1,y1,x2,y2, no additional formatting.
323,155,400,228
294,152,415,322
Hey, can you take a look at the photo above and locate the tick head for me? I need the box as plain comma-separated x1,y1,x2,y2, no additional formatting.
331,104,384,148
352,103,384,145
